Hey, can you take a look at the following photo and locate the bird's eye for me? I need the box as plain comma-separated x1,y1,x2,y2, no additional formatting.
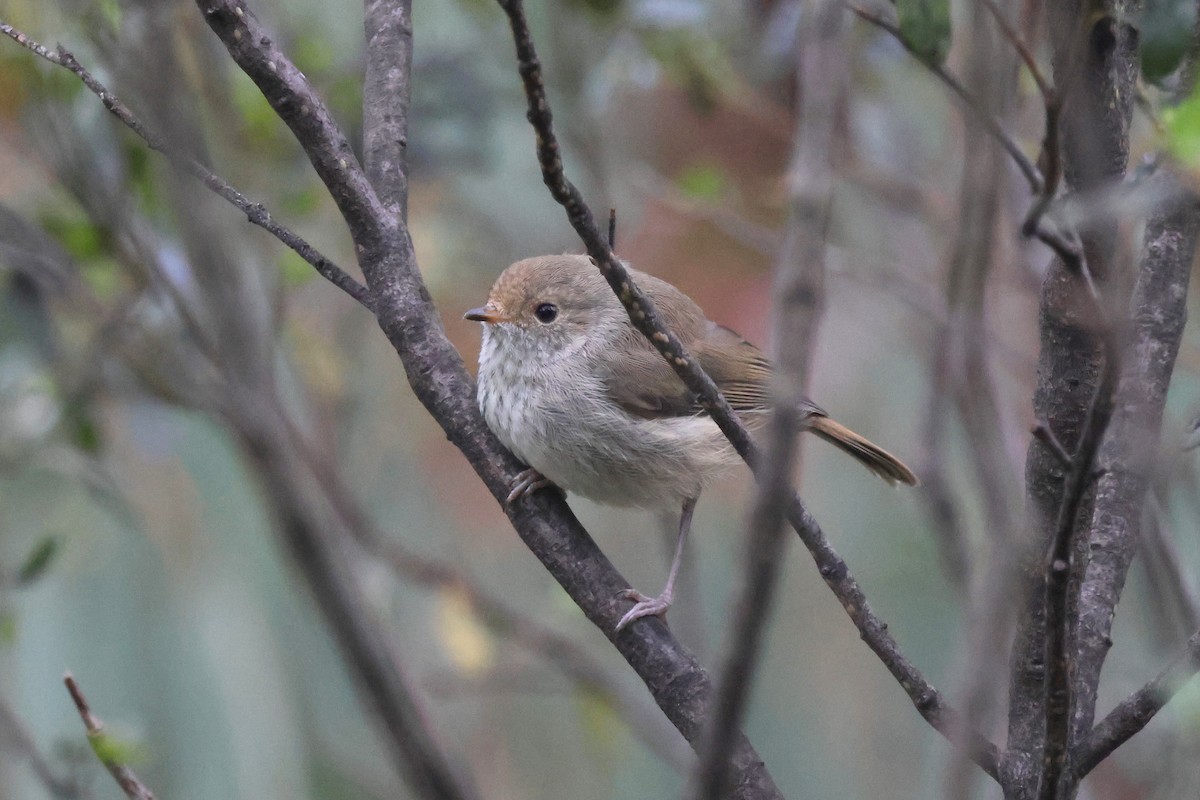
534,303,558,323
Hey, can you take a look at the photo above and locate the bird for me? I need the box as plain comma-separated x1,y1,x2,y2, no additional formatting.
465,254,918,631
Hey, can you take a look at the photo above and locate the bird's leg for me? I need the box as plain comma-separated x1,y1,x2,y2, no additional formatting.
506,467,557,504
616,497,697,632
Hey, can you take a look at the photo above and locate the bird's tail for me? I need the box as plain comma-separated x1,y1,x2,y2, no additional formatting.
807,415,919,487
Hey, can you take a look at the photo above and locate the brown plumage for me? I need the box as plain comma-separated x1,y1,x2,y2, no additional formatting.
467,254,917,630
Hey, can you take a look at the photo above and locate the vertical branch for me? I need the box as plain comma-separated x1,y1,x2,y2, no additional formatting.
937,4,1023,797
363,0,414,217
1005,3,1139,796
688,1,840,796
1062,183,1200,795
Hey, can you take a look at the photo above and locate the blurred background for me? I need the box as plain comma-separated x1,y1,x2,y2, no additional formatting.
0,0,1197,798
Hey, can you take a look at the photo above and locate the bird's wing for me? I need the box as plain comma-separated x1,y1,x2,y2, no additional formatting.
691,323,774,414
595,269,798,418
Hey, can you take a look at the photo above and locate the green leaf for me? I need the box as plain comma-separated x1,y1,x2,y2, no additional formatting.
17,536,60,585
68,408,103,454
280,185,324,217
1140,0,1197,83
1164,83,1200,165
39,213,106,261
0,612,16,646
897,0,952,66
88,730,147,768
676,164,726,202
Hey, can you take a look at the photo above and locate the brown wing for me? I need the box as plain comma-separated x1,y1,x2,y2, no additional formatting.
598,269,789,419
595,268,704,419
692,323,774,414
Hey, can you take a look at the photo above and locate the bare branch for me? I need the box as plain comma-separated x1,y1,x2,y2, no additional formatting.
979,0,1050,98
846,3,1042,193
1074,629,1200,778
1006,6,1141,794
63,674,156,800
0,22,373,311
0,696,88,799
1059,183,1200,795
690,2,839,795
1039,325,1120,800
193,0,776,790
363,0,414,216
1032,423,1072,469
495,0,1002,781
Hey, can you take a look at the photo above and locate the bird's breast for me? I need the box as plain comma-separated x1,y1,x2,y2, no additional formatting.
476,334,738,507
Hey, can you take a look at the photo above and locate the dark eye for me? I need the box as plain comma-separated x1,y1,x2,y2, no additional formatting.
534,303,558,323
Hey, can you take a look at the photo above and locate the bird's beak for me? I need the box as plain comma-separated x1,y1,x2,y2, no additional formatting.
464,302,506,324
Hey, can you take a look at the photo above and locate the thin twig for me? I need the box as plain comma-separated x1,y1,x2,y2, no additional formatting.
846,2,1042,193
979,0,1050,97
194,0,774,790
1032,423,1072,469
691,3,838,795
0,697,88,798
63,675,157,800
1073,628,1200,778
495,0,1002,781
851,0,1085,290
1039,328,1120,800
0,22,374,311
284,413,694,770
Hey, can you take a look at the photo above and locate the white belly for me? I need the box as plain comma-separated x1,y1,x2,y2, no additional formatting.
477,337,737,508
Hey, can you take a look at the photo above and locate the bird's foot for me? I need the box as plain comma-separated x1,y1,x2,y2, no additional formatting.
615,588,672,632
506,468,557,504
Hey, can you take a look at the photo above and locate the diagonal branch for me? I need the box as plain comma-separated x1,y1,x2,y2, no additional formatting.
193,0,780,793
1073,629,1200,778
0,22,373,311
495,0,1002,782
846,3,1042,193
64,675,157,800
0,696,88,799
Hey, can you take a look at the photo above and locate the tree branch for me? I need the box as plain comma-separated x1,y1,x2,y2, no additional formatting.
63,674,156,800
193,1,780,793
1074,629,1200,778
0,696,87,799
690,2,839,795
1005,6,1140,796
1060,183,1200,796
0,22,373,311
363,0,413,216
846,3,1042,193
495,0,1002,782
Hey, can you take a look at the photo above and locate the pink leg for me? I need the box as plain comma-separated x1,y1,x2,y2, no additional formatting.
616,497,697,632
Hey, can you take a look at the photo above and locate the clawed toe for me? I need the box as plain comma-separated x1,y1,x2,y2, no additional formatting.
615,590,672,632
506,468,557,504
